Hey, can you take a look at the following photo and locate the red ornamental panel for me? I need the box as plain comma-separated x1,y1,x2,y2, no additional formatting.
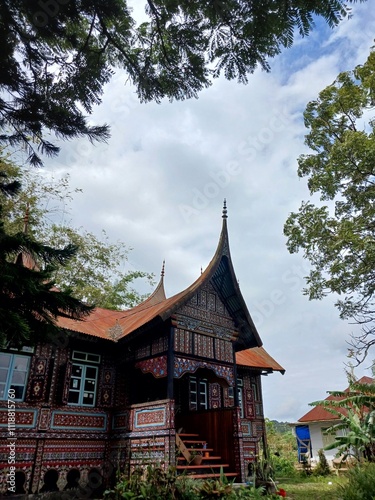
209,383,222,408
51,412,106,430
245,389,255,418
134,356,167,378
26,357,51,402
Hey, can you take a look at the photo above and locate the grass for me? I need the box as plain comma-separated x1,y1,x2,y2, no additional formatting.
277,475,348,500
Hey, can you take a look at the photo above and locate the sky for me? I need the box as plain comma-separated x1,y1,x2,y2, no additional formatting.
36,2,375,422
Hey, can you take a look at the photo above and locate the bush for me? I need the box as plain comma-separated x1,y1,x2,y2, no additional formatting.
313,450,331,477
339,462,375,500
105,464,283,500
272,454,298,478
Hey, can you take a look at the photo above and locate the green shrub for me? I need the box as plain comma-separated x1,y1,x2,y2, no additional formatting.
104,465,179,500
339,462,375,500
272,454,298,478
313,450,331,477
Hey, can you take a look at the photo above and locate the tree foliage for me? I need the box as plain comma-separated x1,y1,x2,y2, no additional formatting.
0,171,93,347
47,226,154,309
284,50,375,363
0,0,363,165
2,160,154,309
265,418,298,477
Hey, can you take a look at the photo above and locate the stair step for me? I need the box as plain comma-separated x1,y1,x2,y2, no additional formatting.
183,448,214,453
178,473,238,479
176,464,230,470
178,456,221,461
178,433,199,437
183,439,207,444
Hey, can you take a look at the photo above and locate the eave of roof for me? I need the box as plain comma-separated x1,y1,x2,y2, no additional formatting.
236,346,285,374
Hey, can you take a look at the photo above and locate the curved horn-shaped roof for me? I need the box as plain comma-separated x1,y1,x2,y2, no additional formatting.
57,204,263,350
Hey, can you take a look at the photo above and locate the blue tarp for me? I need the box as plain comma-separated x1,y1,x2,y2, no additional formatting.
295,425,311,461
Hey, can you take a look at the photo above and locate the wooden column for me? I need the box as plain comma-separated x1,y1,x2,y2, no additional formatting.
232,344,240,407
167,324,175,400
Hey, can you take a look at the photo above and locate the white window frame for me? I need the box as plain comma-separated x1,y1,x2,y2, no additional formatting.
322,427,337,447
189,376,208,410
0,352,31,401
68,351,100,407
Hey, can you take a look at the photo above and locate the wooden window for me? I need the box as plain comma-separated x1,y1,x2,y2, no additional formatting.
189,376,208,410
0,353,30,401
321,427,336,447
68,351,100,407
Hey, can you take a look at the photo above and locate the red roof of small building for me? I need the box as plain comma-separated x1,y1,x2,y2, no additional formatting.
297,376,374,423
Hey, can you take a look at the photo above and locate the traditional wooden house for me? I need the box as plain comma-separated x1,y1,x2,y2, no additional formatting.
0,206,284,495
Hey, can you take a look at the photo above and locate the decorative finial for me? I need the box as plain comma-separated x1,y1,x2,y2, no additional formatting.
161,260,165,278
108,320,122,342
201,266,203,275
222,199,227,219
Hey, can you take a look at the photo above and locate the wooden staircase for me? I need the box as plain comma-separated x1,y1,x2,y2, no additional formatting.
176,433,238,480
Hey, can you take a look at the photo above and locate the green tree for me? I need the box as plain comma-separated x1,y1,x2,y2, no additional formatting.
0,0,363,165
310,369,375,461
265,418,298,477
0,172,93,347
284,50,375,363
2,161,154,309
47,226,153,309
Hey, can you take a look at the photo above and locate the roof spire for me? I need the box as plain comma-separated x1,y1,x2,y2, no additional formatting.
161,260,165,278
222,199,228,219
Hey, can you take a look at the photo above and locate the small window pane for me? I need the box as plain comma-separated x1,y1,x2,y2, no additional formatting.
72,365,82,377
86,367,97,379
0,354,11,369
68,391,80,404
73,352,86,360
84,380,95,391
70,378,81,390
21,346,34,353
83,393,94,405
0,370,8,383
0,384,5,398
11,385,24,400
87,354,100,363
14,356,29,370
11,371,27,384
